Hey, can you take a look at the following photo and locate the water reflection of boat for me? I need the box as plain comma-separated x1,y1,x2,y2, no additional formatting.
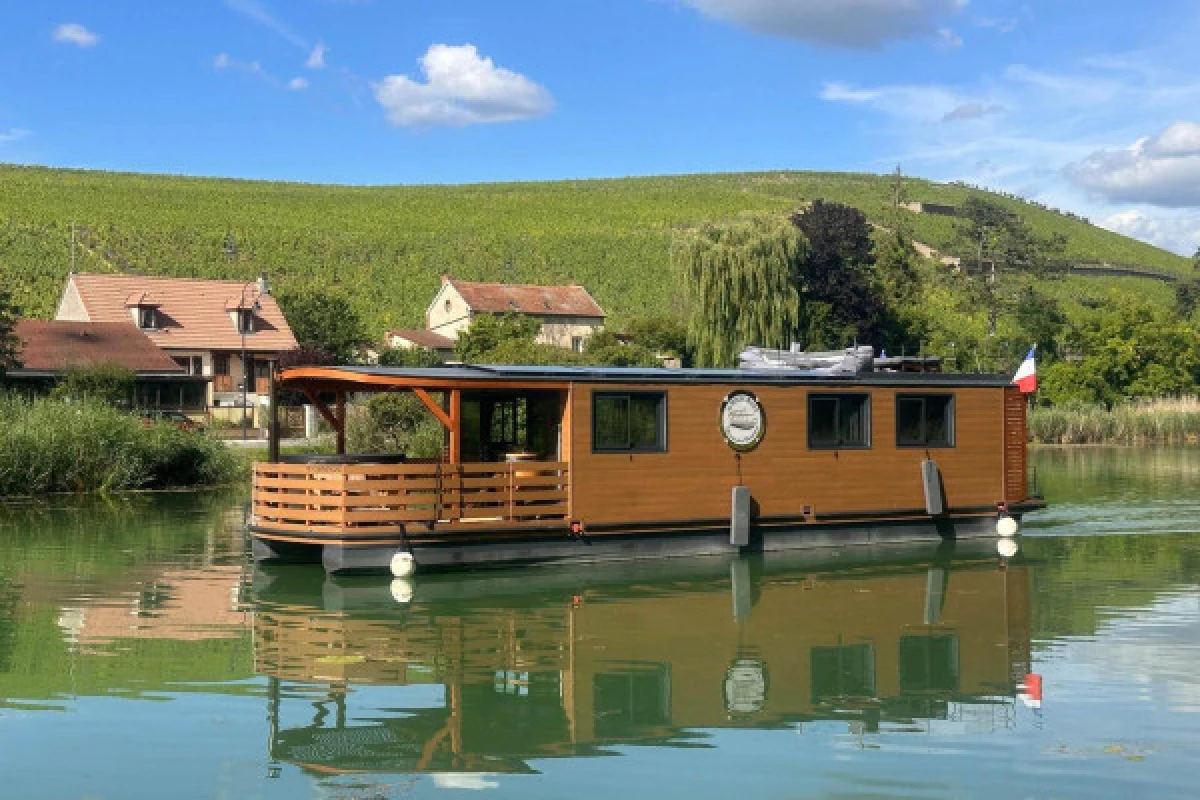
250,542,1031,777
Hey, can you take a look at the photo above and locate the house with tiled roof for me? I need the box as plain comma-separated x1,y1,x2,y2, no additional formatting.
7,319,209,409
426,277,606,353
384,328,457,360
55,272,297,410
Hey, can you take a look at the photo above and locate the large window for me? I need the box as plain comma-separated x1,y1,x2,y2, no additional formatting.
592,392,667,453
811,644,876,702
592,663,672,738
896,394,955,448
808,394,871,449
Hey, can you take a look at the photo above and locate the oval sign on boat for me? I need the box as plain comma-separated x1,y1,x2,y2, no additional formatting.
720,390,766,452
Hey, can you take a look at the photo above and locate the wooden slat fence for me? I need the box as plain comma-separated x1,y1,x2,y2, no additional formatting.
253,461,569,536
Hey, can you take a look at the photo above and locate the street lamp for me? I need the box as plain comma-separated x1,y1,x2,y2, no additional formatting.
239,281,263,442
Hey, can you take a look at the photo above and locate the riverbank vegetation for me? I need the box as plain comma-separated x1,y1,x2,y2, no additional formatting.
1030,397,1200,444
0,395,242,496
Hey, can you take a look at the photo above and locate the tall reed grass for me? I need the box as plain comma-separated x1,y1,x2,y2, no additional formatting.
1029,397,1200,444
0,394,243,496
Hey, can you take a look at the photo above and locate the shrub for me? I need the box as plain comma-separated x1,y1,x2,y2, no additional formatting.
346,393,444,458
0,394,242,495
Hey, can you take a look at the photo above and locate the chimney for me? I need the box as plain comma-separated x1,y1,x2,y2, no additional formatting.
257,273,271,296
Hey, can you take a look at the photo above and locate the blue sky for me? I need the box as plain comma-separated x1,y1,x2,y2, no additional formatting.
3,1,1200,253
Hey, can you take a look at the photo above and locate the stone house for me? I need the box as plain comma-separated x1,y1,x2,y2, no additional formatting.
425,277,606,353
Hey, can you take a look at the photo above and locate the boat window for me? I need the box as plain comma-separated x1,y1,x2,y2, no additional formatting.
896,394,955,447
811,644,876,702
592,663,671,738
898,635,959,692
808,393,870,449
592,391,667,453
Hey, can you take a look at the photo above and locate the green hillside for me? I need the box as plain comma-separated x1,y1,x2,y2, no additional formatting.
0,163,1189,335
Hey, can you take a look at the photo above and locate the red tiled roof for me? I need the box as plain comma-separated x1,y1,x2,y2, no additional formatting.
447,279,605,318
68,273,298,352
387,329,456,350
13,320,185,374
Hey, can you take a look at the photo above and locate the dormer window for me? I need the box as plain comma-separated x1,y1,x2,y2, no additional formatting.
138,306,157,330
237,309,255,334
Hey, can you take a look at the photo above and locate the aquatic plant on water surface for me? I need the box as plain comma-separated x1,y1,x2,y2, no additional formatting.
0,394,242,496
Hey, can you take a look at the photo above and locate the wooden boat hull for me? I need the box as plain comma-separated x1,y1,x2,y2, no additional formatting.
250,505,1037,574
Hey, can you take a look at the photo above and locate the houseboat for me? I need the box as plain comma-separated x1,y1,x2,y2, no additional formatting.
250,356,1043,575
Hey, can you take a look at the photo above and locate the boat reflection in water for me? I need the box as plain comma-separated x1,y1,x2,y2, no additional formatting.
250,538,1031,777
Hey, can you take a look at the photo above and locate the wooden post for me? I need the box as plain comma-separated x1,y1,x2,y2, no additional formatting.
335,391,346,455
267,359,280,463
449,389,461,464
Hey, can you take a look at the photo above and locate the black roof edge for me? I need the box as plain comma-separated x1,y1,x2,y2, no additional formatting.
303,364,1016,389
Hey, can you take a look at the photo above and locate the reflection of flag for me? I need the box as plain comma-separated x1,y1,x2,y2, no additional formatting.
1013,346,1037,393
1019,672,1043,709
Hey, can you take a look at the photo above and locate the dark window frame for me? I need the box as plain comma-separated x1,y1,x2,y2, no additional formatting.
807,393,872,450
236,309,256,335
591,391,668,454
895,393,956,449
137,306,157,330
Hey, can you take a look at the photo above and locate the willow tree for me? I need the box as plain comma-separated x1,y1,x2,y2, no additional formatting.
673,216,805,367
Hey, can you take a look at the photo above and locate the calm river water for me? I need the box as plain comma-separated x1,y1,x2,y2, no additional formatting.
1,447,1199,799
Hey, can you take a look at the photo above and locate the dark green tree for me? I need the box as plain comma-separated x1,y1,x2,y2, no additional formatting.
789,200,889,348
625,316,691,365
377,346,442,368
956,194,1067,280
1175,279,1200,318
673,216,805,367
1013,287,1067,359
454,312,542,362
1042,296,1200,405
583,330,658,367
0,287,19,377
874,230,921,304
52,364,136,407
275,287,370,364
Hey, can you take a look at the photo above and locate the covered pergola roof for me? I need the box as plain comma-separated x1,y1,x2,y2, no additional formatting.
280,363,1015,392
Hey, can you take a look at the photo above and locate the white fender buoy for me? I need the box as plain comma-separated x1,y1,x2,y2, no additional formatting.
390,551,416,578
390,578,414,603
997,515,1019,538
997,537,1019,558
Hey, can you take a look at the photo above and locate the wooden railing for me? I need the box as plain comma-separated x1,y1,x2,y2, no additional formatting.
253,461,570,537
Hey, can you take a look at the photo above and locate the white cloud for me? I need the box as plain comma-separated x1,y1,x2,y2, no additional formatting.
373,44,553,128
0,128,31,144
287,77,309,91
1101,209,1200,256
820,81,973,123
676,0,966,48
818,46,1200,255
53,23,99,48
935,27,963,49
1067,122,1200,207
224,0,307,49
432,774,499,791
306,42,328,69
212,52,277,87
942,103,1004,123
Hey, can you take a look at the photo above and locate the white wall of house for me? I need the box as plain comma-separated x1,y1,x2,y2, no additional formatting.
426,283,472,338
55,279,88,321
536,316,605,349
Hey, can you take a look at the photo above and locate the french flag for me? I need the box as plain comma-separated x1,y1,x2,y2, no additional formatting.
1013,346,1037,393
